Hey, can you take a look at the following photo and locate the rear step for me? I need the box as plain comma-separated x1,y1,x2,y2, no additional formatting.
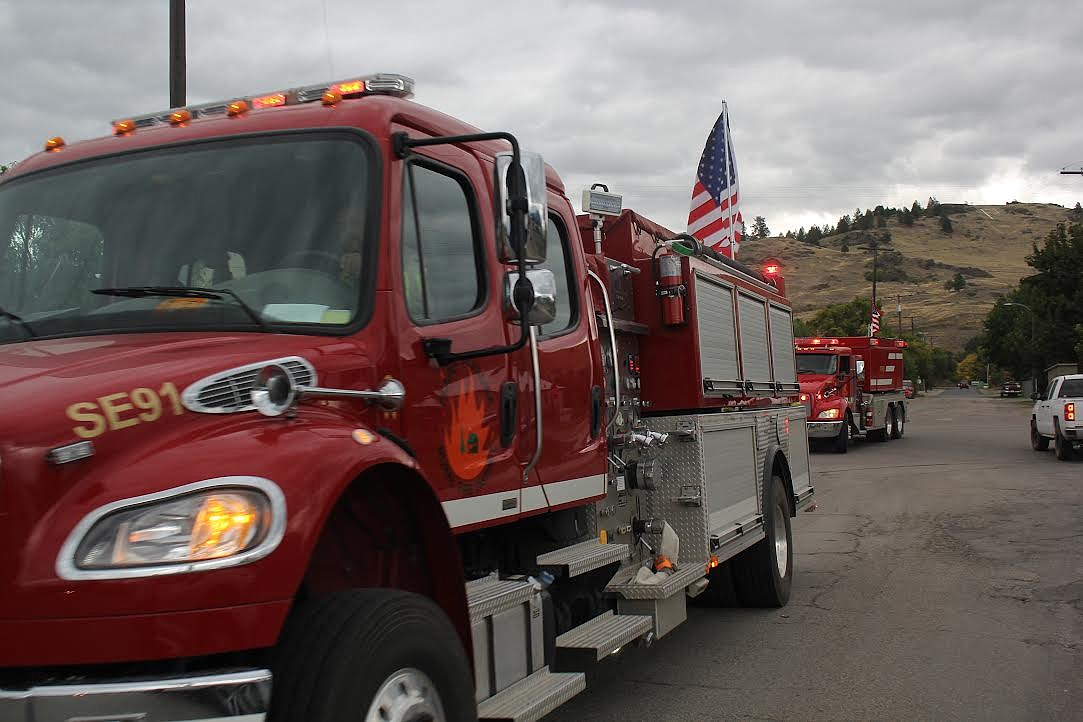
554,610,652,671
536,540,629,578
605,562,706,600
477,667,586,722
466,574,534,622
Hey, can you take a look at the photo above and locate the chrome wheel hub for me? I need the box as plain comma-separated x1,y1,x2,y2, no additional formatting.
773,504,789,578
365,668,445,722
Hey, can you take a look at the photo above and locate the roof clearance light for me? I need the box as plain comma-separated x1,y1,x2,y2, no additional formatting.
334,79,366,96
764,264,780,275
811,338,822,345
113,119,136,135
252,93,287,109
322,89,342,106
169,109,192,126
227,100,249,117
44,136,66,151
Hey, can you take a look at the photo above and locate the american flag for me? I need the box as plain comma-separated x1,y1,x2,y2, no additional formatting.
687,104,743,258
870,306,881,336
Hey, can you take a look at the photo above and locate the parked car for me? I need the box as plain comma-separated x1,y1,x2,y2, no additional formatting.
1000,380,1022,397
957,380,970,389
903,380,915,399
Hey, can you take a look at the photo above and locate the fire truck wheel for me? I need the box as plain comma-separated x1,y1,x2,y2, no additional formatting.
1031,419,1049,450
732,475,793,607
891,406,905,439
832,417,850,453
1054,422,1074,461
269,589,477,722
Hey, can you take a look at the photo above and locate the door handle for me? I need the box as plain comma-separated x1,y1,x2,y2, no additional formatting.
590,385,603,439
500,382,518,447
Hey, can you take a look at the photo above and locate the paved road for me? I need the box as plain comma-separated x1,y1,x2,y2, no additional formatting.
547,390,1082,721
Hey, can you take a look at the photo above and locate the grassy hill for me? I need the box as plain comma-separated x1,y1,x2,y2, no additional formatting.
740,203,1079,351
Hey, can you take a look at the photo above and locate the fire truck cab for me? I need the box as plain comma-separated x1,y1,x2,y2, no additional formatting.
0,74,813,721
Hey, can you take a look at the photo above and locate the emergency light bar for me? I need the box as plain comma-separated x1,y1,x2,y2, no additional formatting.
112,73,415,130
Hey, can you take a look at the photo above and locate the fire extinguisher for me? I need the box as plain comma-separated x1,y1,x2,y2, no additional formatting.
657,253,686,326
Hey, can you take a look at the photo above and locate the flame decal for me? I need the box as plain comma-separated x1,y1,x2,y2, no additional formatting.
443,374,492,481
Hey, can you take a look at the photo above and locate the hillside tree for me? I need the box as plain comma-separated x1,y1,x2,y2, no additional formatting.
983,222,1083,379
750,216,770,239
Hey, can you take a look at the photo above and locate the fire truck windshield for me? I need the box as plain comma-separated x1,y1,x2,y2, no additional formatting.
796,353,838,375
0,133,375,343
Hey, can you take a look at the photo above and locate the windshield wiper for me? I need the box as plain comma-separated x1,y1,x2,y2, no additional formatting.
91,286,274,333
0,306,36,337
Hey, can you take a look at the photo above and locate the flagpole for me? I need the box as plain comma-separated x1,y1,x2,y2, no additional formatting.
720,100,733,254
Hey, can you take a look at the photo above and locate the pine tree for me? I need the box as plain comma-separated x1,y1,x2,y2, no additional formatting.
796,227,806,243
940,214,953,234
750,216,770,239
901,208,914,226
911,200,922,216
837,214,851,233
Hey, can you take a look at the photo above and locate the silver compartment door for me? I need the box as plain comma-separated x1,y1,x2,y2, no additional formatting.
696,273,740,390
737,293,772,390
769,305,797,389
783,406,813,501
702,423,759,535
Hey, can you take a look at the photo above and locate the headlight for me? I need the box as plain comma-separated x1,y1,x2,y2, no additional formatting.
817,408,840,419
59,477,286,580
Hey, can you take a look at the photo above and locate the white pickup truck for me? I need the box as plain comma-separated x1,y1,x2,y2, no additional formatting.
1030,373,1083,461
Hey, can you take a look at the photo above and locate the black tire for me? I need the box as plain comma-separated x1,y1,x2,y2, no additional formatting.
832,416,850,454
732,475,793,607
269,589,477,722
1054,422,1074,461
891,405,905,439
1030,419,1049,451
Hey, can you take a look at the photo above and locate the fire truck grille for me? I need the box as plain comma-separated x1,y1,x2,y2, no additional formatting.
181,357,316,413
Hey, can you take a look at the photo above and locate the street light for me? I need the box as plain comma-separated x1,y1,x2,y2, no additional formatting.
1003,302,1037,393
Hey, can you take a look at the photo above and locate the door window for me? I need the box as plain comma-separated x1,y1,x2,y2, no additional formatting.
401,162,484,323
537,215,577,337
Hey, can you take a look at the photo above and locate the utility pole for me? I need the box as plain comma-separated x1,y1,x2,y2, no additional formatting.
169,0,186,109
896,294,902,337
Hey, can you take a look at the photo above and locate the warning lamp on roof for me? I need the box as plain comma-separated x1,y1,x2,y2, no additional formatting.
113,119,136,135
252,93,287,109
333,79,366,96
760,257,786,296
226,100,249,117
322,89,342,106
169,109,192,126
44,136,66,151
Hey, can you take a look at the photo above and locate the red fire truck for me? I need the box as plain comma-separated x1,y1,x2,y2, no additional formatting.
795,336,909,453
0,73,813,721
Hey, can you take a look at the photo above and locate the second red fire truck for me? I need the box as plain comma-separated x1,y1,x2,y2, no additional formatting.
0,73,814,721
795,336,909,453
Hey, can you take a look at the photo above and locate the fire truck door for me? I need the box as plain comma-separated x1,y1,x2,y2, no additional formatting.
391,141,523,532
522,211,607,515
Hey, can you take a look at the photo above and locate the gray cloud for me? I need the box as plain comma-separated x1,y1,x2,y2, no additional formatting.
2,0,1080,238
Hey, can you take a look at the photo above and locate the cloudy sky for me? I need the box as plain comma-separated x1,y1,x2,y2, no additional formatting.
2,0,1081,237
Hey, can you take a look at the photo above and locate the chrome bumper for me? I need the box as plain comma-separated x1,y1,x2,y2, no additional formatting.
806,420,844,438
0,668,270,722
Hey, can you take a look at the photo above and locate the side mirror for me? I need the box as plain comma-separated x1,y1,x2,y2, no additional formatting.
504,268,557,327
1031,392,1042,401
495,151,547,264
